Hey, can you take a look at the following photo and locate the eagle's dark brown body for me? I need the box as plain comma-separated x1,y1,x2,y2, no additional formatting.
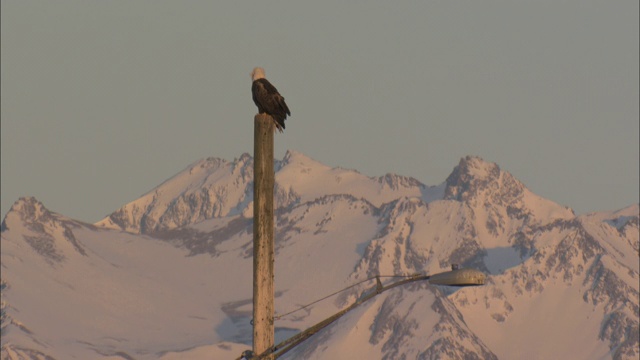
251,68,290,132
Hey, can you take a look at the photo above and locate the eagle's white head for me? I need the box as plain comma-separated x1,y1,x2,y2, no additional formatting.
251,67,265,81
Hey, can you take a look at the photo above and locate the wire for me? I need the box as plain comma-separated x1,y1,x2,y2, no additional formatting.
267,273,430,359
274,274,420,321
241,273,431,359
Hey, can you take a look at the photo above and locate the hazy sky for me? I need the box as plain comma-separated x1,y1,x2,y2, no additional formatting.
2,1,638,222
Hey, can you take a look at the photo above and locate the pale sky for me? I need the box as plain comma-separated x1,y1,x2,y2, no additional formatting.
1,1,638,223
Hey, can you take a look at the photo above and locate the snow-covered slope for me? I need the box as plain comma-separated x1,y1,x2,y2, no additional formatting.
1,197,250,359
2,152,638,360
95,154,254,233
95,150,443,234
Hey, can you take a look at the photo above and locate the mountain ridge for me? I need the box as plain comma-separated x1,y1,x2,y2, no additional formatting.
95,150,445,235
1,151,638,360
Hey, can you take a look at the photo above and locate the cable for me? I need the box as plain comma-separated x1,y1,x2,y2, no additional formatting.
241,273,430,359
267,273,430,359
273,274,420,321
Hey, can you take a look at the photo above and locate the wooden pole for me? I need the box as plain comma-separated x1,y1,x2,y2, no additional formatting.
253,114,275,359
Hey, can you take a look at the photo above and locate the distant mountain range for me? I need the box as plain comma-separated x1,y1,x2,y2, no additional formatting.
1,150,638,359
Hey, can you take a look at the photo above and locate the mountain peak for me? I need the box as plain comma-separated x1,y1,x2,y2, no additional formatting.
236,152,252,164
377,173,424,191
444,156,503,202
1,197,88,263
443,156,573,232
10,196,49,215
2,197,53,231
95,154,253,233
281,149,327,169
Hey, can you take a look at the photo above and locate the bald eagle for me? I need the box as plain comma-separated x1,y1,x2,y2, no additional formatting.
251,67,290,132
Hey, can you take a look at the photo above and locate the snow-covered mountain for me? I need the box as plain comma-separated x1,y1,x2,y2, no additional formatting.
95,151,443,234
1,151,638,360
